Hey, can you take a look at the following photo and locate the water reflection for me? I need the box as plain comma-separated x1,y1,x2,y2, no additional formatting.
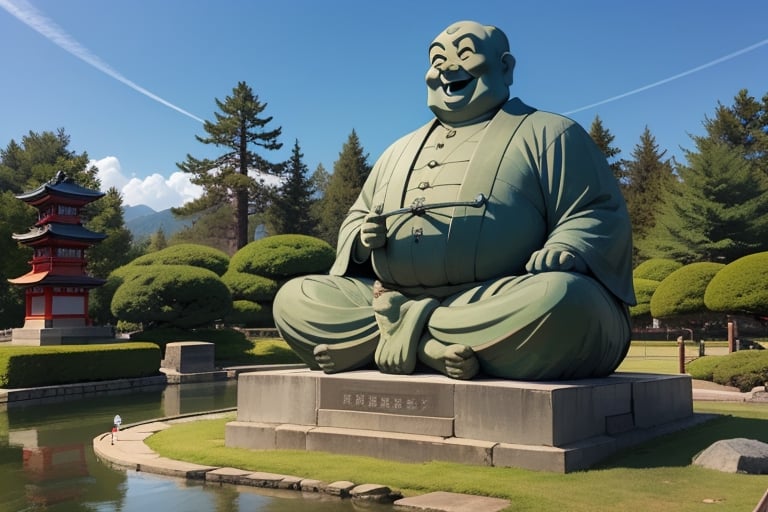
0,381,390,512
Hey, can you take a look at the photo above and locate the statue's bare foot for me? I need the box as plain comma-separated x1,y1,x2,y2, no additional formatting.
313,342,375,374
373,282,438,374
443,344,479,380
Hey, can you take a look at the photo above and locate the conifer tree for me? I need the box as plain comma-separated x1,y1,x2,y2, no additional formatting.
701,89,767,173
315,130,371,247
638,140,768,263
265,139,315,235
309,163,330,237
638,90,768,264
624,127,674,248
174,81,282,253
86,187,136,279
147,227,168,252
588,115,625,184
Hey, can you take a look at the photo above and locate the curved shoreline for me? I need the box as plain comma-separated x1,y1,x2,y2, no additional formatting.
92,410,513,512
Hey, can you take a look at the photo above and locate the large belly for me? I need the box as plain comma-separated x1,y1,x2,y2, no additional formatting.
372,182,546,287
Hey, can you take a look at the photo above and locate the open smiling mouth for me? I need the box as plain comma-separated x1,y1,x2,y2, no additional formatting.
443,77,475,96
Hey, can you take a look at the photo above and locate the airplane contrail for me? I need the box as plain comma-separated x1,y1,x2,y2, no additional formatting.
0,0,205,124
564,37,768,115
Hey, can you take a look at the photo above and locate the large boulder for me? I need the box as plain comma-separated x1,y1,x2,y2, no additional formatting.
692,438,768,474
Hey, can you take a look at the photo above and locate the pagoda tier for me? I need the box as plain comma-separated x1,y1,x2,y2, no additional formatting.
11,223,107,281
15,170,105,207
9,171,109,343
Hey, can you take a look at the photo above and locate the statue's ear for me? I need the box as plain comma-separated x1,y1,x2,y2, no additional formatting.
501,52,516,86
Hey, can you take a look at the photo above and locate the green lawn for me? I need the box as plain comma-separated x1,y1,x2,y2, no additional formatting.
147,401,768,512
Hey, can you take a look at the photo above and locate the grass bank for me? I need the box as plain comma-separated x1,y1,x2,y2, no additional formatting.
146,401,768,512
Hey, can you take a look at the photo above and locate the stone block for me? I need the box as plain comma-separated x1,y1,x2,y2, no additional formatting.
317,409,454,437
306,426,495,465
493,436,616,473
318,372,454,417
236,370,318,425
394,491,510,512
161,342,215,373
224,421,276,450
630,372,693,428
243,471,290,488
275,424,312,450
454,377,633,446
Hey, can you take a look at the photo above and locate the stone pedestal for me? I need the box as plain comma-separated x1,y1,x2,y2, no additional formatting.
226,369,704,473
160,341,228,384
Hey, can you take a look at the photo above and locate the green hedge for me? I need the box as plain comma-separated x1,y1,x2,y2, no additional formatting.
0,343,160,388
687,351,768,392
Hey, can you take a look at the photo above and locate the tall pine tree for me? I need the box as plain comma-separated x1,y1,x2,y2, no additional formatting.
315,130,370,247
701,89,767,173
588,115,626,184
624,127,675,252
174,81,282,253
265,139,315,236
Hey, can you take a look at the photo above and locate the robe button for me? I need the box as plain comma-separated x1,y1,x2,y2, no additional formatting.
446,130,456,138
427,160,439,168
418,181,430,190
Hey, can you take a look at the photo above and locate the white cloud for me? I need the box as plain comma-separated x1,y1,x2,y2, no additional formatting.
91,156,202,211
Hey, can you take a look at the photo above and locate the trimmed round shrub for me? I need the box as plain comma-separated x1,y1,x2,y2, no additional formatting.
111,264,232,329
221,270,279,301
650,262,725,319
224,299,274,327
629,277,660,318
229,234,334,278
712,352,766,392
686,355,721,381
705,252,768,316
129,243,230,276
633,258,682,281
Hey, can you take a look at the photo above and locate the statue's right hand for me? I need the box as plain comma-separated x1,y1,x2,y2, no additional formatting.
360,213,387,249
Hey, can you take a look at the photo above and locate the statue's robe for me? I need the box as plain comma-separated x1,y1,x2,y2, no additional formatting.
273,98,636,380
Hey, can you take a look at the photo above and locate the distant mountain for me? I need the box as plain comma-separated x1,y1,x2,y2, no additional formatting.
124,205,194,240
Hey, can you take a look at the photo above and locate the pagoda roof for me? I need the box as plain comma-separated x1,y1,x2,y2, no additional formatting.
12,222,107,244
16,171,105,204
8,270,106,288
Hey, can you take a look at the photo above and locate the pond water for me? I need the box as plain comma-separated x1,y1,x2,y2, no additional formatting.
0,380,393,511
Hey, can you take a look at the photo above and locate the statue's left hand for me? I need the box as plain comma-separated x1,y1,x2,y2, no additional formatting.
526,248,587,274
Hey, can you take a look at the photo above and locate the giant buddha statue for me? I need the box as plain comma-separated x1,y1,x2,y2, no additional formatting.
272,20,636,380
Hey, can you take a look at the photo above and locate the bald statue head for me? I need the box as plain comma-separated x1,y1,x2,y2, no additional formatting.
426,20,515,126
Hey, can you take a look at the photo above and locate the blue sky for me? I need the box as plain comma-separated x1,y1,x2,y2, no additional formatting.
1,0,766,211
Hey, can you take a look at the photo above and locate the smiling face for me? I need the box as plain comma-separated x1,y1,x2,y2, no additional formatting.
426,21,514,125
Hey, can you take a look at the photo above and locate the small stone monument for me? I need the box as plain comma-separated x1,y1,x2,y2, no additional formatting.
160,341,227,384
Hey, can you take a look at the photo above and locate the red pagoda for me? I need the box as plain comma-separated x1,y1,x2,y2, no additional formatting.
9,171,113,345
